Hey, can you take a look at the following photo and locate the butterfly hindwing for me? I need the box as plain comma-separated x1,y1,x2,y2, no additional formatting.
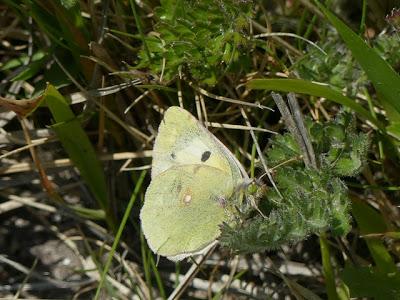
140,165,234,260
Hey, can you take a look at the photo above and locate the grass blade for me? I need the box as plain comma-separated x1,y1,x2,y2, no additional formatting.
42,84,111,224
94,170,147,299
248,78,383,129
320,233,340,300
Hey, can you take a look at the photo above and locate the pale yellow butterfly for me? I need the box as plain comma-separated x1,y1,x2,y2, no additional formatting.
140,106,248,261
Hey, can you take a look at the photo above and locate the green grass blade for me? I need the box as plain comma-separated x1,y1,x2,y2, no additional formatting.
42,84,110,218
320,233,340,300
314,1,400,123
149,255,166,299
94,170,147,300
67,205,105,220
129,0,152,63
0,50,46,71
11,56,48,81
141,234,154,300
248,78,383,130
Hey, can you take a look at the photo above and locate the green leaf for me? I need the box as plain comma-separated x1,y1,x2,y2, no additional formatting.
341,266,400,299
314,1,400,123
247,79,383,130
0,50,46,71
11,56,48,81
386,122,400,140
351,198,397,273
42,84,110,222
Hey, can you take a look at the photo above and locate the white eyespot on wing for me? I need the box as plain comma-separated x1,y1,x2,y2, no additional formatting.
183,194,192,205
174,138,209,161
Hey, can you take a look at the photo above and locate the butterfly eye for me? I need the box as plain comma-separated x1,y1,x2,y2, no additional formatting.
201,150,211,162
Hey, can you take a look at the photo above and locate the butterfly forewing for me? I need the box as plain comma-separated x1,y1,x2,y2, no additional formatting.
151,106,243,184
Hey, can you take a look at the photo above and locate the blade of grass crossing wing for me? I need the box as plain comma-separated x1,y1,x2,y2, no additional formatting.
314,1,400,123
149,254,166,299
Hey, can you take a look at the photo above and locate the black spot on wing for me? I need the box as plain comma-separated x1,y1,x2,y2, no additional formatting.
171,152,176,159
201,151,211,162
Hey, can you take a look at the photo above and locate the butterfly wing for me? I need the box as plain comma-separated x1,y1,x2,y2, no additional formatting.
140,164,235,261
151,106,247,185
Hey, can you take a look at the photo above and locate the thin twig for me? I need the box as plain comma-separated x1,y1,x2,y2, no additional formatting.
190,82,273,110
240,107,282,198
0,151,152,174
168,243,218,300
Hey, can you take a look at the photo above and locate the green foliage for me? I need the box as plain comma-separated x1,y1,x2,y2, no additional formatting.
293,35,366,97
341,266,400,299
311,113,369,177
293,32,400,98
136,0,253,85
315,1,400,124
220,113,369,254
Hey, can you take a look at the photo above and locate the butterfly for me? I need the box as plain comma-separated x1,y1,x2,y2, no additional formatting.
140,106,249,261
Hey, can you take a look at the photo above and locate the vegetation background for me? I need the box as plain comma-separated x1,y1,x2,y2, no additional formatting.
1,0,400,299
